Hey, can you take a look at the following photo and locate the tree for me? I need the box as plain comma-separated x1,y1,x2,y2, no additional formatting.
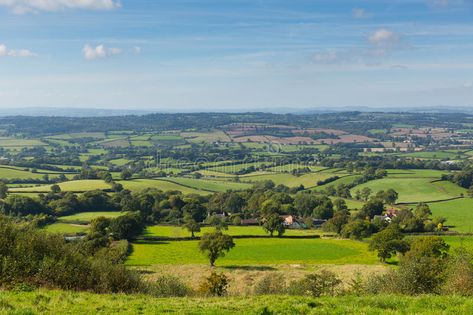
261,212,285,237
205,215,228,231
0,181,8,199
360,199,384,218
183,215,200,238
414,203,432,220
383,189,399,205
322,211,349,234
340,219,375,240
50,184,61,194
121,168,133,180
361,187,372,201
407,236,450,259
369,226,409,262
198,231,235,267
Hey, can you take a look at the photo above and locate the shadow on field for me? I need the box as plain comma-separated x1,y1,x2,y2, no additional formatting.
222,265,276,271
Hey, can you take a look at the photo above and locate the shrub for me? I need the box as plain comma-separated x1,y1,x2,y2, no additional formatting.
0,215,144,293
253,273,286,295
287,271,341,297
198,272,229,296
149,275,192,297
442,248,473,296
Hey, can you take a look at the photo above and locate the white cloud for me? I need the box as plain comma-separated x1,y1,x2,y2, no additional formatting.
464,81,473,88
0,0,120,14
0,43,37,57
0,44,6,56
369,29,400,46
82,44,121,60
313,51,340,64
352,8,366,19
133,46,142,54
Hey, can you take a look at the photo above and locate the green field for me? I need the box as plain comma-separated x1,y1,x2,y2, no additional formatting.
241,172,334,188
10,180,111,193
58,211,126,223
386,169,449,178
351,178,466,203
144,225,327,238
398,151,465,159
429,199,473,232
120,179,208,195
1,291,472,315
164,177,253,192
44,222,88,235
127,238,376,266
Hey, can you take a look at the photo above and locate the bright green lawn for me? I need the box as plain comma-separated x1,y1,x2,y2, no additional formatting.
429,198,473,233
351,178,466,203
127,238,377,266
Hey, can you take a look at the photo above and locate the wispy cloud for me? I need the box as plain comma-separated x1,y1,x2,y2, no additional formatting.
82,44,121,60
0,43,37,57
0,0,121,14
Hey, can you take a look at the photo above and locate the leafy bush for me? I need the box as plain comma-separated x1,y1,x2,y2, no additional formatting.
0,215,143,293
198,272,230,296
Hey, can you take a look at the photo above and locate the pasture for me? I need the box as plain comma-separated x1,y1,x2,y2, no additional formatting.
127,238,377,266
120,179,208,195
58,211,126,224
241,172,334,188
10,180,111,193
351,178,466,203
144,225,327,238
44,222,88,235
429,199,473,233
163,177,253,192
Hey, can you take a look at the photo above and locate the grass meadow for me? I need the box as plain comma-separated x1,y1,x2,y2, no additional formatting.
351,178,466,203
126,238,377,266
429,198,473,232
2,291,473,315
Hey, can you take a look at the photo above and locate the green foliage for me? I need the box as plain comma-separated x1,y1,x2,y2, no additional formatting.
198,272,229,296
198,230,235,266
0,215,143,293
369,226,409,262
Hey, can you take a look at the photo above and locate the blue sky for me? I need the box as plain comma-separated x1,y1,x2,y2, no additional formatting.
0,0,472,111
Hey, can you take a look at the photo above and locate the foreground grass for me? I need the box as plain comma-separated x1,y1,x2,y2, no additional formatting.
0,291,473,314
